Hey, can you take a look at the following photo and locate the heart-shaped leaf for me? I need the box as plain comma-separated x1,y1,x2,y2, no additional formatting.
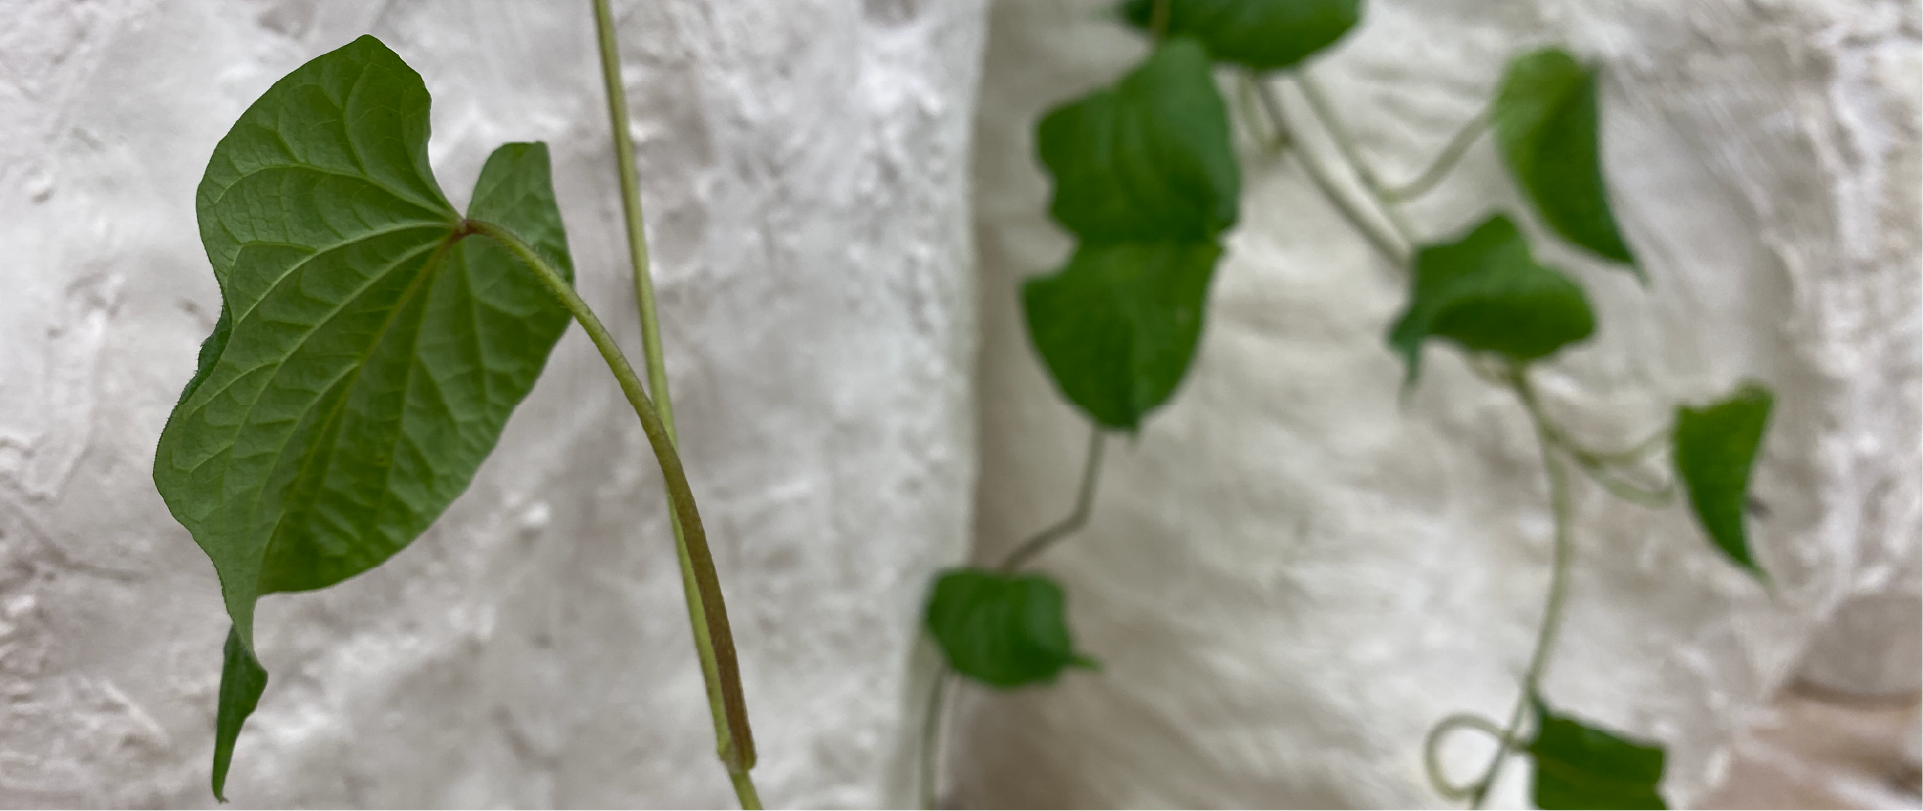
152,35,573,798
1493,48,1639,274
1037,38,1239,243
1118,0,1364,71
925,568,1096,689
1025,241,1222,431
1388,215,1595,384
1528,699,1668,809
1673,382,1774,582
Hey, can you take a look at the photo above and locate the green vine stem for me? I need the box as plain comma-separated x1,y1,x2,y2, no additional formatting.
1382,104,1492,202
1424,711,1510,801
1247,71,1411,266
589,1,761,806
1453,364,1580,808
1001,426,1108,571
1524,395,1676,508
917,423,1109,808
918,668,953,810
467,219,761,809
1294,70,1419,244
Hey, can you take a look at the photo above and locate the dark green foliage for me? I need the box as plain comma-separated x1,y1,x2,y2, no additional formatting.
1119,0,1364,71
1388,216,1595,384
925,569,1095,689
211,626,267,802
1673,383,1774,581
1493,48,1639,274
152,35,574,797
1528,699,1668,809
1037,38,1240,243
1026,39,1238,430
1024,242,1222,431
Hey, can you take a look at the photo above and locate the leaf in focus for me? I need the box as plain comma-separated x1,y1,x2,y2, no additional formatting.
925,568,1096,689
1037,38,1239,243
1025,241,1222,431
1118,0,1364,71
1673,382,1774,582
1528,699,1668,809
152,35,574,798
1493,48,1640,275
211,625,266,803
1387,215,1595,384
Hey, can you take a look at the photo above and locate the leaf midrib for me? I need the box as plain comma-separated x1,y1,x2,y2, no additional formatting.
251,230,464,592
178,226,457,476
176,230,448,537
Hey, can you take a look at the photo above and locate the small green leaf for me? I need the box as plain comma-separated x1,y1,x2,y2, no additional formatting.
1037,38,1239,243
1118,0,1364,71
1024,241,1222,431
1528,699,1667,809
1388,215,1595,384
925,568,1094,689
211,625,267,803
153,35,574,796
1493,48,1639,274
1673,382,1774,581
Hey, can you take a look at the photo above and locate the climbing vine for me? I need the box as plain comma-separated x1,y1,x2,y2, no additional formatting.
917,1,1775,809
152,3,762,806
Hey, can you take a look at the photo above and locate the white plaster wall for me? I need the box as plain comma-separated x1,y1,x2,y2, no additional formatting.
0,0,985,806
954,0,1919,808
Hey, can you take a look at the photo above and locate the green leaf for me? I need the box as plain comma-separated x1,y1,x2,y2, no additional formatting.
1388,215,1595,384
1493,48,1639,274
1673,382,1774,581
1528,699,1668,809
1037,38,1239,243
1118,0,1364,71
1024,241,1222,431
925,568,1095,689
152,35,574,797
211,625,267,803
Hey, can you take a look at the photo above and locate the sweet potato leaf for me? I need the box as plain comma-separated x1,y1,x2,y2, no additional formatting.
925,568,1096,689
1493,48,1639,275
1388,215,1595,384
1118,0,1364,71
1673,382,1774,582
152,35,573,798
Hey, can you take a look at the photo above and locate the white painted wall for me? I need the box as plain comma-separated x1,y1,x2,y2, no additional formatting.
0,0,983,806
953,0,1918,807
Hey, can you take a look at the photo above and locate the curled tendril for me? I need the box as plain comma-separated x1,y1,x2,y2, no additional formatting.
1423,712,1510,801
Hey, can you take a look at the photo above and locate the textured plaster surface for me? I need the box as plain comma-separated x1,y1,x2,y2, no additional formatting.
0,0,984,806
953,0,1919,808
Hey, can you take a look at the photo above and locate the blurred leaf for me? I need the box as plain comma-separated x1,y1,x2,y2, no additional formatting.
1025,241,1222,431
1119,0,1365,71
1528,699,1668,809
1673,382,1774,581
925,568,1095,689
152,36,573,798
1388,215,1594,384
1037,38,1239,243
1493,48,1640,274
